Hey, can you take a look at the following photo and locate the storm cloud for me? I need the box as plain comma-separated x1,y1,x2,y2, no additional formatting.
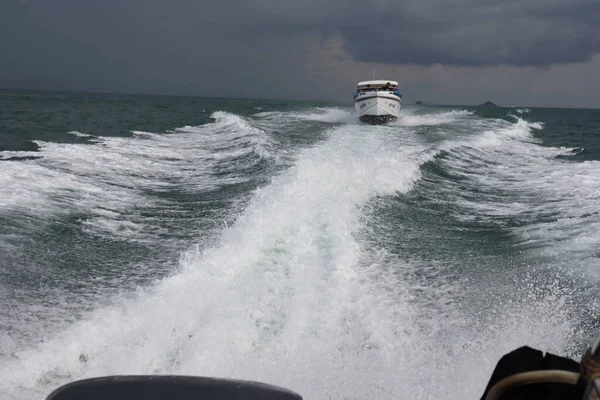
0,0,599,106
246,0,600,66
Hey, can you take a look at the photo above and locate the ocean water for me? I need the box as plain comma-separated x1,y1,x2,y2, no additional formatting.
1,89,599,399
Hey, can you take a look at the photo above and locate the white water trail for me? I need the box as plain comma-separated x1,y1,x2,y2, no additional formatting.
0,114,582,400
0,125,426,398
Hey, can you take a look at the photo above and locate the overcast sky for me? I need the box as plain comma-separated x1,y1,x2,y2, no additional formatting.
1,0,599,108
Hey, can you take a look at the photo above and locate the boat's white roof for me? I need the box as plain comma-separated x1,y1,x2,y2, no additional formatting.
357,80,398,86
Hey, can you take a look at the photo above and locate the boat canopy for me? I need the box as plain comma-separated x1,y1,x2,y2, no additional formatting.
357,80,398,90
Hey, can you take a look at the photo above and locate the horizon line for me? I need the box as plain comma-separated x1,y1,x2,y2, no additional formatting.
1,86,598,111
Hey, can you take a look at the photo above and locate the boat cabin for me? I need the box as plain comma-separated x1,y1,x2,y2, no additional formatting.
356,80,398,94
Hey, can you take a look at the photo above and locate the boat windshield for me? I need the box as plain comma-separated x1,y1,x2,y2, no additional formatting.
357,85,398,93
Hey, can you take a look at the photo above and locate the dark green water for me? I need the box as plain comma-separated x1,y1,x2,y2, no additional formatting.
1,89,599,399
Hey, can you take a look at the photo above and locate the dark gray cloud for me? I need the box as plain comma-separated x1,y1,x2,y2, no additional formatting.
0,0,599,106
248,0,600,67
0,0,266,95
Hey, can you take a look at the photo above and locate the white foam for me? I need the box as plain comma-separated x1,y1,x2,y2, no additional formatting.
131,130,162,139
293,107,357,124
0,151,41,160
0,108,587,400
66,130,94,138
437,118,540,155
0,161,113,213
255,107,357,125
435,117,600,273
176,111,277,162
81,218,145,241
391,110,473,127
255,107,473,129
0,124,433,398
516,108,532,114
0,111,274,240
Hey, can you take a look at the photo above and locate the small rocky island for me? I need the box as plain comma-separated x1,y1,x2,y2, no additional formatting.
479,101,498,107
415,100,423,105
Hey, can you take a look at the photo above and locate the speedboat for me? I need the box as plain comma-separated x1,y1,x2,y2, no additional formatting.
353,80,402,124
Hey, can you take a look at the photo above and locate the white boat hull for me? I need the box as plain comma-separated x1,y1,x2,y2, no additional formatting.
354,93,401,124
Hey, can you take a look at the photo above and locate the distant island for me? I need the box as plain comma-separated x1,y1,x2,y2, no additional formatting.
479,101,498,107
416,100,423,105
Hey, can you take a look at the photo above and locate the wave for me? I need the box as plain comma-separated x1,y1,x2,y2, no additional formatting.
292,107,357,124
428,117,600,272
391,110,473,127
0,106,589,400
0,123,435,399
0,150,42,160
0,111,277,242
0,104,600,398
255,107,357,125
176,111,278,161
255,107,474,129
0,116,579,398
554,147,585,158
